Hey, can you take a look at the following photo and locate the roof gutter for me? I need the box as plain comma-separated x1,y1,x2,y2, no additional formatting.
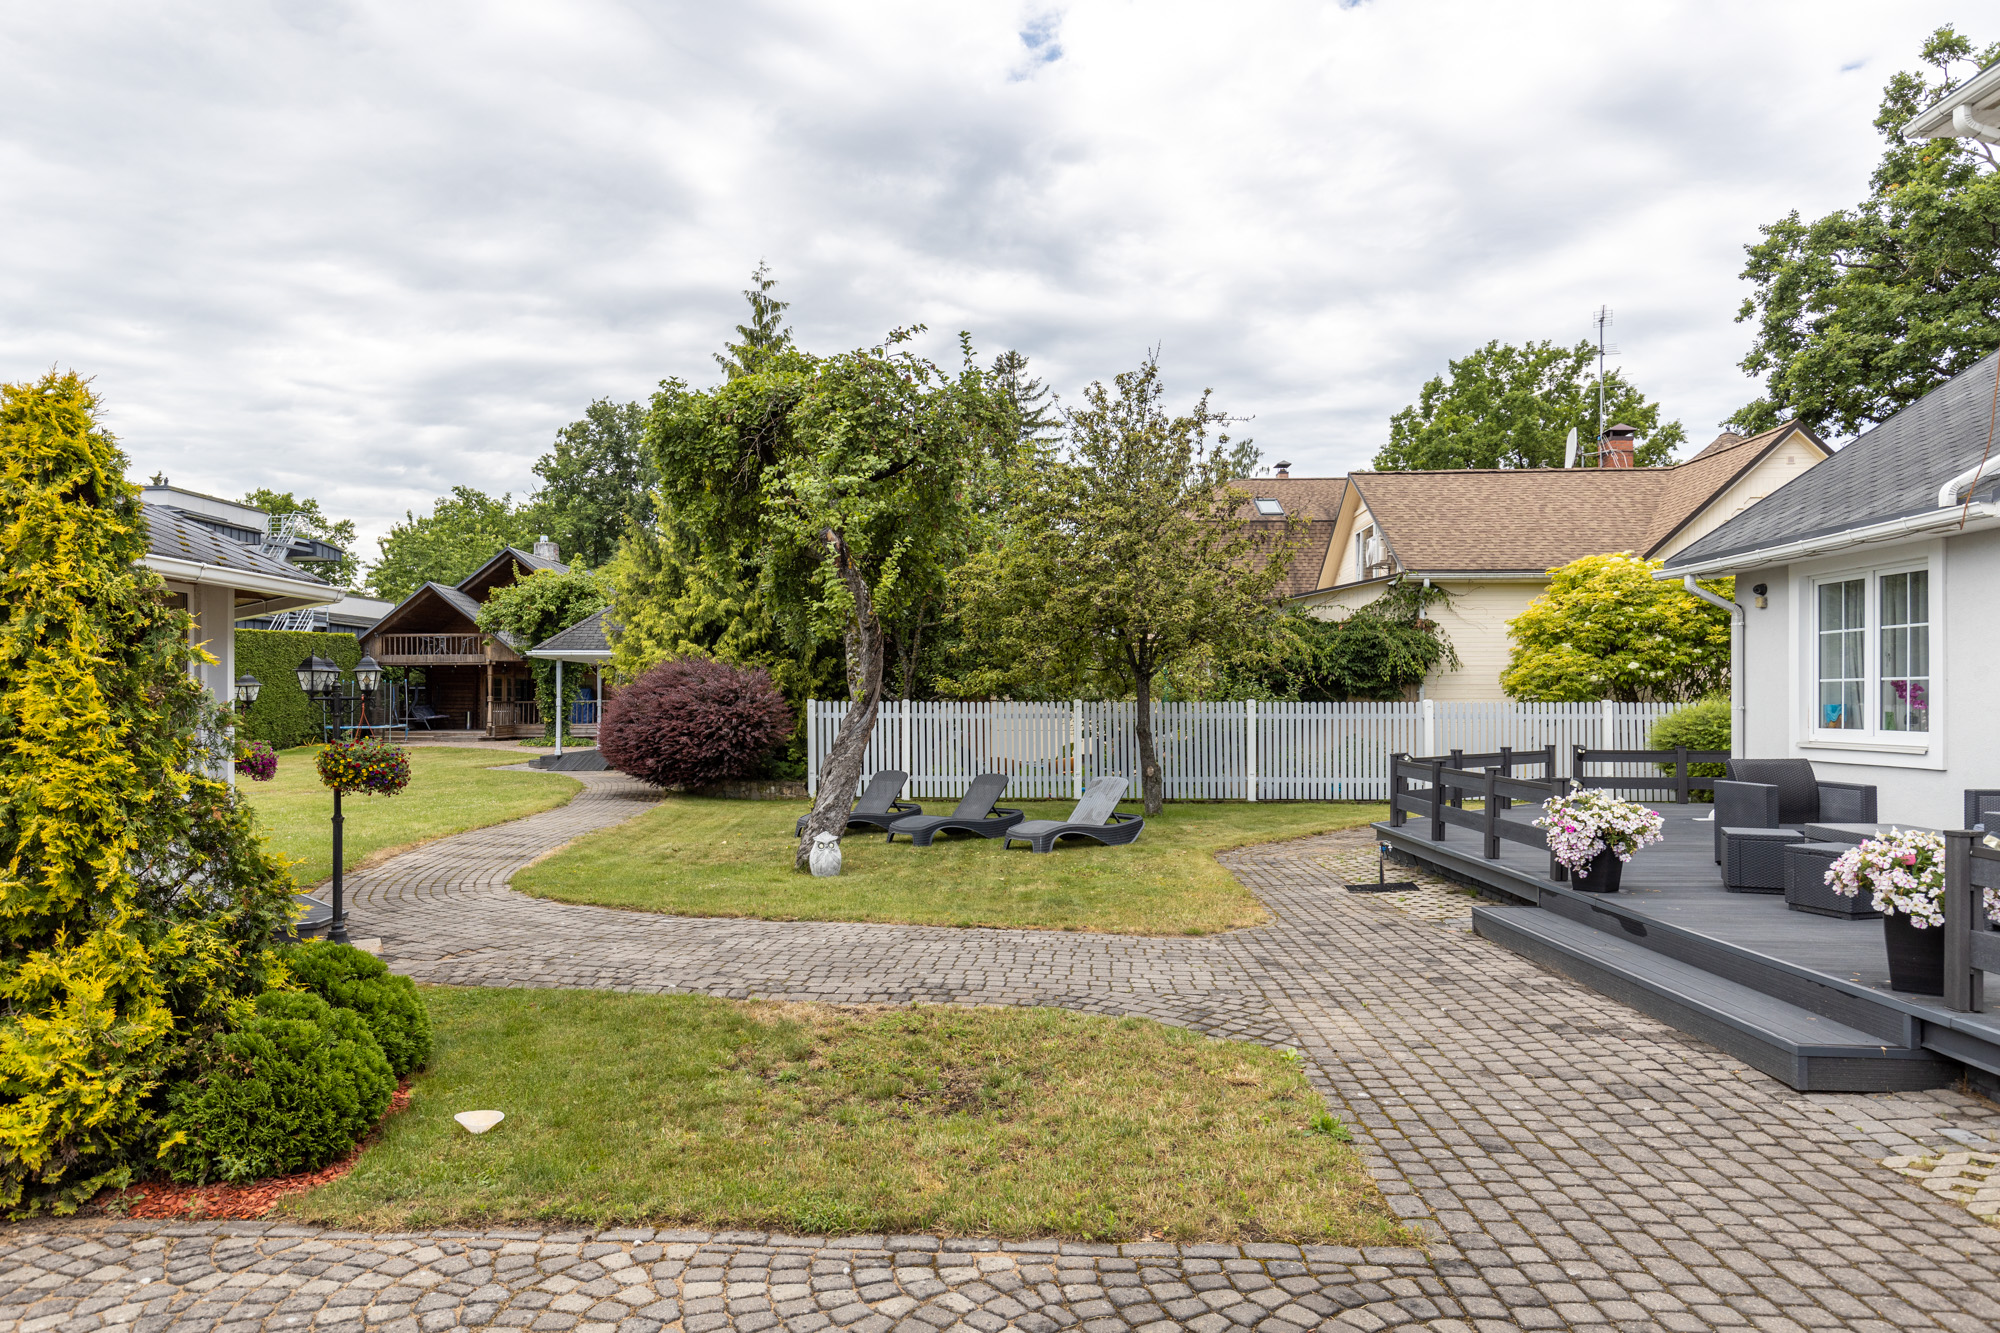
1682,577,1744,760
1657,500,2000,579
1904,60,2000,140
142,553,339,604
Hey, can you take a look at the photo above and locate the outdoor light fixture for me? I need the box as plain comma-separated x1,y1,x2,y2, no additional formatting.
1751,582,1769,610
233,674,262,707
354,655,382,692
295,655,341,696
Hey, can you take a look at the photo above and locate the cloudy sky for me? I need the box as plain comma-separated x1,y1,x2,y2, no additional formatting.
0,1,1972,562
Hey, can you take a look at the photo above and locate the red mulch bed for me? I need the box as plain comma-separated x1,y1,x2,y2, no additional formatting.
101,1082,413,1221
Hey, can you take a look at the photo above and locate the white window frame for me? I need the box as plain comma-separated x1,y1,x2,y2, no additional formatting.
1794,547,1942,763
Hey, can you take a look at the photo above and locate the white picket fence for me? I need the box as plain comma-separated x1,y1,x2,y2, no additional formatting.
806,699,1682,801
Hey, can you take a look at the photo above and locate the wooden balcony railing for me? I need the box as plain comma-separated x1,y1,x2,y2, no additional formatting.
489,699,543,727
372,633,485,662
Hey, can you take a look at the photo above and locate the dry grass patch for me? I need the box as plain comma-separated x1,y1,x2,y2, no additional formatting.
290,988,1406,1245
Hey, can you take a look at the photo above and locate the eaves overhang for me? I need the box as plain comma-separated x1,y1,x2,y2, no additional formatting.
145,552,339,616
1655,502,2000,579
1904,59,2000,141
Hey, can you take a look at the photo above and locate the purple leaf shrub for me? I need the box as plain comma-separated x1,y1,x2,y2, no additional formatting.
598,657,794,789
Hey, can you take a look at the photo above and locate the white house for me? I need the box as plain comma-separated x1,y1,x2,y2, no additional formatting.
1657,352,2000,825
142,504,339,707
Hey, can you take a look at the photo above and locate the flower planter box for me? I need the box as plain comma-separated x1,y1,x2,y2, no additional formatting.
1783,842,1881,918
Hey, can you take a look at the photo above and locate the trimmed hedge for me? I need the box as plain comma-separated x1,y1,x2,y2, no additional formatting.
158,990,394,1184
1650,696,1730,799
285,941,433,1075
235,629,362,749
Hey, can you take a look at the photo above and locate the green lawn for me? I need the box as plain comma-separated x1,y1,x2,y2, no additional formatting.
244,746,582,887
291,988,1405,1244
514,798,1385,934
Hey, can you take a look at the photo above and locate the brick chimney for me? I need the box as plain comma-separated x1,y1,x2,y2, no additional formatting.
1599,425,1639,469
1274,461,1291,478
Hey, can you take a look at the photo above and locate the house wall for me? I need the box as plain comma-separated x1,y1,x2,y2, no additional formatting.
1660,432,1827,558
1737,526,2000,826
1325,501,1380,586
1303,577,1543,701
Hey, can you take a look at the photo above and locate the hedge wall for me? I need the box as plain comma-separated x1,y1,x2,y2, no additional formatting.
235,629,362,750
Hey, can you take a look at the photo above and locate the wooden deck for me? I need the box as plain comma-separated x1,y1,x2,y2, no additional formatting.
1377,805,2000,1092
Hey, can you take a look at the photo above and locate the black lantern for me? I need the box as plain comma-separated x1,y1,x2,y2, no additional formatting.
295,655,340,696
233,674,262,706
354,654,382,692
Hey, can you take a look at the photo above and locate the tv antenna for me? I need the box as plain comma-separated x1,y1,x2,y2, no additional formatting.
1593,306,1620,461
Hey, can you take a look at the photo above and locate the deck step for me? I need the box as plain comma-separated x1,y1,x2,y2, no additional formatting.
1474,904,1955,1092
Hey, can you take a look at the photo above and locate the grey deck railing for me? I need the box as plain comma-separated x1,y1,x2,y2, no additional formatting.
1388,754,1570,882
1570,745,1731,804
1942,831,2000,1013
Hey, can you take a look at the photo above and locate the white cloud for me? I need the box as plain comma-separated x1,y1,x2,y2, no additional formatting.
0,0,1969,559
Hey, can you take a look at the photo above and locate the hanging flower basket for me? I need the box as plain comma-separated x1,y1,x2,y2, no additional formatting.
1534,783,1665,891
235,740,278,783
316,738,411,797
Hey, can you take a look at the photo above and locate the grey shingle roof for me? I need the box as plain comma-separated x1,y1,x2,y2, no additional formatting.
1663,352,2000,571
427,582,485,624
530,608,612,657
142,504,329,586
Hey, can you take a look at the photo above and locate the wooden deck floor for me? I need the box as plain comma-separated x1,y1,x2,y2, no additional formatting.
1376,803,2000,1088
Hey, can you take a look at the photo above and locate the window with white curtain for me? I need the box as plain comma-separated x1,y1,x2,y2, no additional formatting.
1812,564,1930,738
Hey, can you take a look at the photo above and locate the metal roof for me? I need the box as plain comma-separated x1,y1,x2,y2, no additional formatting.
142,504,330,587
1662,352,2000,573
528,608,613,661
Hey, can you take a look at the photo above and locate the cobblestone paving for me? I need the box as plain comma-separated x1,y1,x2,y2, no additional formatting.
0,1226,1443,1333
9,772,2000,1332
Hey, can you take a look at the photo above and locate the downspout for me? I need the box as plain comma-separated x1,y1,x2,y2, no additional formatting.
1684,577,1744,758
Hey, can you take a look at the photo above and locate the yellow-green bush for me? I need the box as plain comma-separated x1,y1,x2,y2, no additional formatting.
0,371,297,1214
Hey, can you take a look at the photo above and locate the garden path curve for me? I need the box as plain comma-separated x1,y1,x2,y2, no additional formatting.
8,769,2000,1333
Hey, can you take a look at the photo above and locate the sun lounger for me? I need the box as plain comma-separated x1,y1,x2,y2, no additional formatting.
884,773,1023,845
1001,776,1143,853
795,769,921,836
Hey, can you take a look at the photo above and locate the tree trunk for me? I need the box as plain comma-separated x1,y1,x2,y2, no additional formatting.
1133,669,1163,815
800,558,887,870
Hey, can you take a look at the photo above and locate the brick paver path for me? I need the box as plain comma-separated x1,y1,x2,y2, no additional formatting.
7,771,2000,1332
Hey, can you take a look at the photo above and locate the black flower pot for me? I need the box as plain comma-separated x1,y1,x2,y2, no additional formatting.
1571,847,1624,893
1883,912,1945,995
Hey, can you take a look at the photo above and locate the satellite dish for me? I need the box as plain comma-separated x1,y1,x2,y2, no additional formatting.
1563,427,1578,469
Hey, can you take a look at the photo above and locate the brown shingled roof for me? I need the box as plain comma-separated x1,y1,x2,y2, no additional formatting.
1350,470,1674,572
1342,422,1825,578
1229,476,1344,597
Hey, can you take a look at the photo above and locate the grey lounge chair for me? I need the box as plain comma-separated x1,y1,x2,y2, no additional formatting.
1002,776,1143,853
1712,759,1877,865
795,770,921,836
884,773,1023,846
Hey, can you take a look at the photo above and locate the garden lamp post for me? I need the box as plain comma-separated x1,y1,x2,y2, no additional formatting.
354,654,381,727
233,674,261,712
296,655,352,945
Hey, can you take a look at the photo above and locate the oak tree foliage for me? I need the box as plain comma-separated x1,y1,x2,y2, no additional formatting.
1374,339,1685,471
1730,27,2000,435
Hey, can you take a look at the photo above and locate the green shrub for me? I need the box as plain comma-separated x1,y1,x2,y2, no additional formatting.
1650,696,1731,797
284,941,433,1075
159,991,393,1183
2,372,297,1214
233,629,363,750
